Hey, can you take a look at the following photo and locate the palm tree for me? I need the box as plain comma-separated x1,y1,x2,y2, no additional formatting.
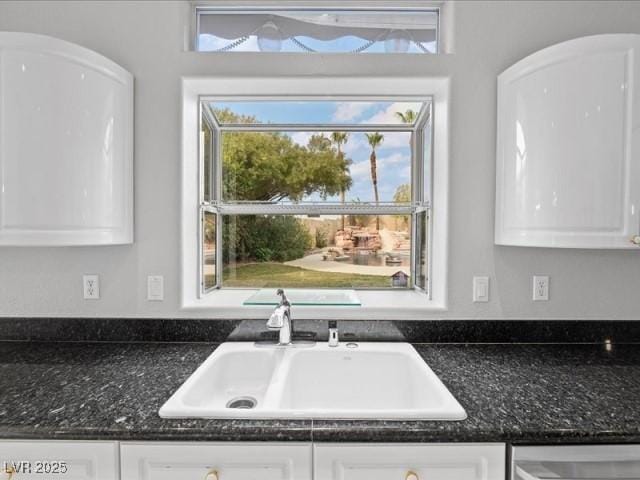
330,132,349,230
395,109,418,124
330,131,349,158
365,132,384,231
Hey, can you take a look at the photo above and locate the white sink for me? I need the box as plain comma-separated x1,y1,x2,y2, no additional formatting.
159,342,467,420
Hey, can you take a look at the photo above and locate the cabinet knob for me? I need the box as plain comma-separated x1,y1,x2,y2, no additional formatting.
204,469,219,480
3,466,14,480
405,471,419,480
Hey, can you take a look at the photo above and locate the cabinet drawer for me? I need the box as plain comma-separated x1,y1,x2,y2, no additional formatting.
120,442,312,480
0,440,118,480
314,443,505,480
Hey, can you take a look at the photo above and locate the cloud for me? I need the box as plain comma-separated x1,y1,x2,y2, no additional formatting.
343,157,411,202
377,152,409,167
349,160,370,178
290,132,312,146
343,134,367,156
364,102,424,125
198,34,260,52
397,165,411,180
347,153,409,185
331,102,374,122
379,184,397,196
379,132,412,148
342,132,412,156
343,130,413,154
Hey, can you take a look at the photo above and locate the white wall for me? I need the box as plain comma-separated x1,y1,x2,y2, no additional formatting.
0,0,639,319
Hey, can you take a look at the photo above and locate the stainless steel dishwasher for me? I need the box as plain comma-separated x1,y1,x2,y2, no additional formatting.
512,445,640,479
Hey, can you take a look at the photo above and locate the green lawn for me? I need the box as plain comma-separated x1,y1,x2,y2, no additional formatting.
207,262,391,288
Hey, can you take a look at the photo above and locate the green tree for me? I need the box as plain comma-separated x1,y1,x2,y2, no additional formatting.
215,109,352,264
395,109,418,124
365,132,384,230
330,132,349,151
393,183,411,230
315,228,328,249
307,133,332,153
218,110,351,202
393,183,411,203
330,131,349,230
346,201,370,228
224,215,311,264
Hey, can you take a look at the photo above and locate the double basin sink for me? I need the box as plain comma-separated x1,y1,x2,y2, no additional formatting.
160,342,467,420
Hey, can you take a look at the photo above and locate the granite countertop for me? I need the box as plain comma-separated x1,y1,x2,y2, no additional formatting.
1,340,639,443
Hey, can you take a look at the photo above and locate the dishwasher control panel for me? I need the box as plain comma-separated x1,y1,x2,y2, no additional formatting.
512,445,640,480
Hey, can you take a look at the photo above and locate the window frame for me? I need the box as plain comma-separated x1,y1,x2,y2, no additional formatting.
198,95,432,294
192,3,441,55
181,76,450,319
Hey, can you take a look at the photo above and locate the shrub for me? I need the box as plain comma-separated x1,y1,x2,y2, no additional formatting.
315,228,328,249
224,215,312,264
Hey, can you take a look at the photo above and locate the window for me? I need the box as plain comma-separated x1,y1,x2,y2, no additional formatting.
199,99,432,293
195,7,439,54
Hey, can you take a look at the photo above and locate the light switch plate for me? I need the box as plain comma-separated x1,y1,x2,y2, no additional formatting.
473,276,489,302
147,275,164,301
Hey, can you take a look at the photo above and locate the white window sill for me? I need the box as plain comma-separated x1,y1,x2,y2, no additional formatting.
181,289,446,320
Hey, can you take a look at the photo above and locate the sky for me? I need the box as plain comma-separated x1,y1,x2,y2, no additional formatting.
198,34,436,54
212,101,428,203
197,8,438,54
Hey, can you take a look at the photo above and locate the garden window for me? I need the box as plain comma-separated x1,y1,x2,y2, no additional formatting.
199,99,433,294
195,7,439,54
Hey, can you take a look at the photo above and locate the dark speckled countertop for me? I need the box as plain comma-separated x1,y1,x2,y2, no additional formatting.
1,338,639,443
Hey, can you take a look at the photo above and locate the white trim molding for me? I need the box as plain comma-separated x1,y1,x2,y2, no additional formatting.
180,76,450,319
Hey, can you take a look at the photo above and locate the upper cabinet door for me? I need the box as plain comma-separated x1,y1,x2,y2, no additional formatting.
0,32,133,246
495,34,640,249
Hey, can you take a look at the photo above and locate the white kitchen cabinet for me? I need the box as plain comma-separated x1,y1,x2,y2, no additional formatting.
0,32,133,246
314,443,505,480
495,34,640,249
0,440,119,480
119,442,312,480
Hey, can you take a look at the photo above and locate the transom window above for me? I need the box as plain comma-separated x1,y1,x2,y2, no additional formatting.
199,98,432,293
195,8,439,54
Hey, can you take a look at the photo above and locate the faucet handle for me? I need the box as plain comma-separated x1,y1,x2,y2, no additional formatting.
267,307,285,329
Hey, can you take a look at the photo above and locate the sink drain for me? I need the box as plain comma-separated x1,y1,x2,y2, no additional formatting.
226,396,257,409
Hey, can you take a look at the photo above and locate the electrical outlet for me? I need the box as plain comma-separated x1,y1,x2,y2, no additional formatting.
83,274,100,300
533,275,549,301
147,275,164,301
473,276,489,302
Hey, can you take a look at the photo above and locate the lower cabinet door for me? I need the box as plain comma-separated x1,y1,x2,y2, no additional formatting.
0,440,118,480
314,443,506,480
120,442,312,480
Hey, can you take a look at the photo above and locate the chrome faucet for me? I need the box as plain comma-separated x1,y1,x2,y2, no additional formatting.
266,289,293,345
